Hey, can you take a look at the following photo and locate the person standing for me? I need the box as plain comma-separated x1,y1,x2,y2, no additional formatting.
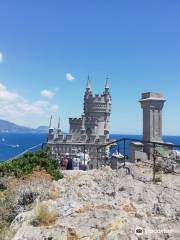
72,155,80,170
79,150,90,170
63,153,69,170
67,156,73,170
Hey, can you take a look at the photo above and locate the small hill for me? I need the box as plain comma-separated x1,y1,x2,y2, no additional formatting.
36,126,49,133
0,119,48,133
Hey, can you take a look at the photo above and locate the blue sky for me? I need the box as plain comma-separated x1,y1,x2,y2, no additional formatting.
0,0,180,135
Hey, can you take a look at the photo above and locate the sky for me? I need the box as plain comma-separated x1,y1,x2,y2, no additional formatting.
0,0,180,135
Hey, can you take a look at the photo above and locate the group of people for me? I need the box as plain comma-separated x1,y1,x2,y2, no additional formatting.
60,150,90,170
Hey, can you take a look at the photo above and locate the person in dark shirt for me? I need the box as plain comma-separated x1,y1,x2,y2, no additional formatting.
67,157,73,170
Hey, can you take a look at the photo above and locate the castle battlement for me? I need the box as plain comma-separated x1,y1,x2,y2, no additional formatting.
69,118,82,124
84,88,111,115
94,95,106,102
86,94,110,102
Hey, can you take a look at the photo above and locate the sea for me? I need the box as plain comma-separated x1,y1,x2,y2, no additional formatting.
0,133,180,161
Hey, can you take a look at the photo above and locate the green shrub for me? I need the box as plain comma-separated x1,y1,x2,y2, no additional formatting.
0,147,63,180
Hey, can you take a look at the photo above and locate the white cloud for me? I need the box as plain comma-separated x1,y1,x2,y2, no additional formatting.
0,83,19,102
0,52,3,63
50,104,59,113
65,73,75,81
0,83,59,126
40,89,55,98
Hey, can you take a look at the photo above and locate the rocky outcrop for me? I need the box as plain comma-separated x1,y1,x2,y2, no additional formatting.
11,165,180,240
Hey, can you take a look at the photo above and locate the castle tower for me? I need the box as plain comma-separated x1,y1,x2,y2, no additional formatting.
140,92,166,143
83,76,93,114
48,76,112,168
83,77,111,138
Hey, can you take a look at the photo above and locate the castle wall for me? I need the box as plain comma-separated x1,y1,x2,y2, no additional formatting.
69,118,82,141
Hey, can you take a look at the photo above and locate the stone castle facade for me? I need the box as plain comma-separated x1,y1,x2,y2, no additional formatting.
48,77,111,168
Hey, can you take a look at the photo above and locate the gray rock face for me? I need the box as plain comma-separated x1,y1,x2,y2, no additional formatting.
11,165,180,240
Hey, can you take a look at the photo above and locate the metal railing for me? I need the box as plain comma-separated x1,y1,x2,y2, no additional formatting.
97,138,180,181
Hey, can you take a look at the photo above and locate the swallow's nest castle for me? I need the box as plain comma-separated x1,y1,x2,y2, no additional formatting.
48,77,111,168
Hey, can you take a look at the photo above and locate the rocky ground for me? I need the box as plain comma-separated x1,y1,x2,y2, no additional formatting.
4,164,180,240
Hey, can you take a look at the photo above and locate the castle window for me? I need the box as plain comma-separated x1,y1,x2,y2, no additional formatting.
86,128,92,135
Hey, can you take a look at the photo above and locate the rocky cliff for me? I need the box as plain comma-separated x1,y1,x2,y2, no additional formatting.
3,164,180,240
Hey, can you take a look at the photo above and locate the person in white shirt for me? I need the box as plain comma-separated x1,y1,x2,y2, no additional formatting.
79,150,90,170
72,155,80,170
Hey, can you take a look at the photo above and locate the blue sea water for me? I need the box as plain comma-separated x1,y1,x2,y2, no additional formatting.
110,134,180,156
111,134,180,146
0,133,48,161
0,133,180,161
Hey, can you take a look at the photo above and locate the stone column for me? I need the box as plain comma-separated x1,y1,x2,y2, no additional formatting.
139,92,166,155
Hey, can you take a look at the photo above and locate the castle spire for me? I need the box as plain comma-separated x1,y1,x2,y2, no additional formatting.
86,75,91,91
57,117,61,135
49,115,53,129
48,115,54,139
57,117,60,129
105,75,109,89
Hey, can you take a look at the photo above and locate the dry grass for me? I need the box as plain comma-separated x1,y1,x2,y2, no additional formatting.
96,204,114,210
0,222,15,240
122,202,136,214
100,218,125,240
146,211,152,217
6,168,53,194
35,202,58,226
76,204,115,214
27,167,53,182
67,227,79,240
48,187,60,200
77,191,83,199
66,174,80,183
75,205,92,214
0,168,58,238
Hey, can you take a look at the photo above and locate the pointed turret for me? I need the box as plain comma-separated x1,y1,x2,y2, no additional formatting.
49,115,53,129
57,117,61,134
105,75,109,90
86,75,92,92
84,76,92,113
48,115,54,141
104,75,111,104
